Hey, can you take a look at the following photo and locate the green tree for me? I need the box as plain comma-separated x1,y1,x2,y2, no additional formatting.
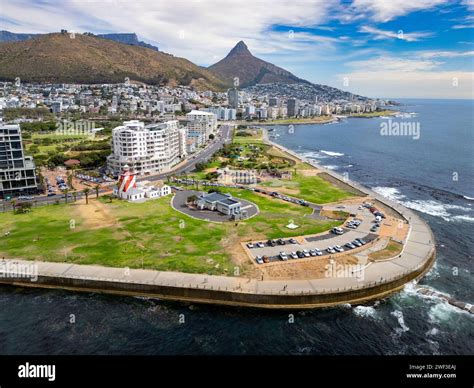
63,188,70,204
83,188,91,205
94,184,100,199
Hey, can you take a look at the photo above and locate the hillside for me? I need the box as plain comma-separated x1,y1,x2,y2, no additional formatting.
208,41,309,88
0,33,226,90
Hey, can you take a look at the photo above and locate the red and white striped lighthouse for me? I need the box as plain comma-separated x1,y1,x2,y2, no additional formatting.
117,165,136,197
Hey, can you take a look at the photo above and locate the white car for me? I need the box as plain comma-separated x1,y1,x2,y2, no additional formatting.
375,215,382,223
290,252,298,259
279,251,288,260
302,249,310,257
314,248,323,256
327,246,336,254
334,245,344,253
256,242,265,248
255,256,264,264
246,242,254,249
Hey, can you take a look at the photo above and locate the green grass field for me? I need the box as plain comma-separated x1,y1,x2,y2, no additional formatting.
0,190,340,275
261,173,354,204
232,128,264,144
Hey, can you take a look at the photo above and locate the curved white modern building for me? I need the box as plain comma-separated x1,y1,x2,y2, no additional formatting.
107,120,187,176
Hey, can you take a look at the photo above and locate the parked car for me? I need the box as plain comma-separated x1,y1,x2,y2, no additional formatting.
255,256,264,264
267,240,277,247
279,251,288,260
370,225,378,232
246,242,254,249
327,246,336,254
356,238,367,245
314,248,323,256
334,245,344,253
290,252,298,259
296,250,305,258
332,227,344,235
277,238,286,245
352,240,362,247
289,238,297,244
263,255,270,263
345,242,356,249
302,249,310,257
309,249,317,256
256,242,265,248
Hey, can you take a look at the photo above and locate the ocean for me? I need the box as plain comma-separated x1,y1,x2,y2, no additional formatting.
0,99,472,355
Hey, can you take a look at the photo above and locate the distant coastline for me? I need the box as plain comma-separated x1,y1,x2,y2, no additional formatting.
235,110,399,126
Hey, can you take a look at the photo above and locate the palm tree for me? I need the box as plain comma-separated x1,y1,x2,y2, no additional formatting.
83,188,91,205
67,172,74,190
63,188,70,204
94,184,100,199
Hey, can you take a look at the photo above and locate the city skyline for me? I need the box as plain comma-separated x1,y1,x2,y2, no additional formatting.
1,0,473,99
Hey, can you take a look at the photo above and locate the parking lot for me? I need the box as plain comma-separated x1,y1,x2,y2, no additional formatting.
245,201,390,264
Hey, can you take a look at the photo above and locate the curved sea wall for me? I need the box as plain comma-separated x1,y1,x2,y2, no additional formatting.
0,131,436,309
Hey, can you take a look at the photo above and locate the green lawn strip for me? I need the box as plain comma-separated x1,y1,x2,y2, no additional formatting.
0,187,341,274
261,173,353,204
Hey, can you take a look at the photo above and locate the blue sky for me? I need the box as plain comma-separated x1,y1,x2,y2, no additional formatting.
1,0,473,98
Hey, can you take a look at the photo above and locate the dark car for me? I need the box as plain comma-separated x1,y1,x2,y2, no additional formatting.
267,239,277,247
296,250,305,258
277,238,286,245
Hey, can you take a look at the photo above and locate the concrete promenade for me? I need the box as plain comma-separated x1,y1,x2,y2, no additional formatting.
0,130,436,308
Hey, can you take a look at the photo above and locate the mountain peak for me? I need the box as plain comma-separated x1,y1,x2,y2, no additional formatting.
227,40,251,57
209,40,306,88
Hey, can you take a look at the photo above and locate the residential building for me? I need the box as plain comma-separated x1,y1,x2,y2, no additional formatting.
287,98,298,117
227,88,239,108
269,97,280,107
186,110,217,141
0,124,38,199
107,120,186,176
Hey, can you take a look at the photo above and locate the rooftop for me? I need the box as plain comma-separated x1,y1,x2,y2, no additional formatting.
200,192,240,205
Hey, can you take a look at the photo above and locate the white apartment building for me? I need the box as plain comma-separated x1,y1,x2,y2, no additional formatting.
186,110,217,140
107,120,187,176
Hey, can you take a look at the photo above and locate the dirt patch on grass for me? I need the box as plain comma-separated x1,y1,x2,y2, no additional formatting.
369,240,403,261
74,198,118,229
298,169,320,176
259,254,361,280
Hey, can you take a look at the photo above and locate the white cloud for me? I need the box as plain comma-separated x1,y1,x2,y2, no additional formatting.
452,24,474,29
338,70,473,98
347,56,441,72
1,0,338,65
418,50,474,58
462,0,474,11
359,25,433,41
350,0,447,22
341,54,473,98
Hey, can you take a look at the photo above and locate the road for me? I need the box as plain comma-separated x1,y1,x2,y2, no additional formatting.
0,125,233,208
137,124,232,182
